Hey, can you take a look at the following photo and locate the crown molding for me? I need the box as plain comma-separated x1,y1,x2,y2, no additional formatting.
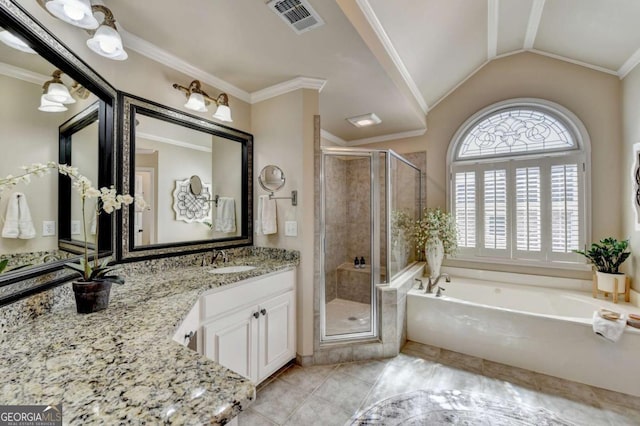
0,61,48,85
529,48,618,76
251,77,327,104
320,129,347,146
355,0,428,114
524,0,545,49
137,131,212,153
487,0,499,60
347,128,426,146
618,46,640,79
119,28,252,103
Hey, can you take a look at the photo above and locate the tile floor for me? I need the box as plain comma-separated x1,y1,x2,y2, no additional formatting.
324,298,371,335
238,341,640,426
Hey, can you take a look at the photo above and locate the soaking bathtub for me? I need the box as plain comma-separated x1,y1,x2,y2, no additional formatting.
407,273,640,396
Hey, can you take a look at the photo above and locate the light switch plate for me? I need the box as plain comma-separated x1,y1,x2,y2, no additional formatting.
71,220,81,235
285,221,297,237
42,220,56,237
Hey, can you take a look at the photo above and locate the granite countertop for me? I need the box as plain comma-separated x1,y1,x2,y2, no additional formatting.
0,250,299,424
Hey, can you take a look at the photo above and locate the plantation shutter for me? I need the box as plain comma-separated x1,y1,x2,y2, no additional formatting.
483,169,507,252
454,171,476,248
551,163,580,254
515,167,542,254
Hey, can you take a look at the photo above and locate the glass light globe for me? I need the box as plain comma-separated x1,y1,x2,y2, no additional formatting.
212,104,233,122
86,25,128,60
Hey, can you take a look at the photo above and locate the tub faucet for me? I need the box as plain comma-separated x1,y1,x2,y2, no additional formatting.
425,273,451,294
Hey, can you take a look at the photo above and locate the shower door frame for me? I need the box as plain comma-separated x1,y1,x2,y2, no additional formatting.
320,147,381,343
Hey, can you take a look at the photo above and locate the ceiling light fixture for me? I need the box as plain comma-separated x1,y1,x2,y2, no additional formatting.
0,28,37,54
40,1,127,61
45,0,99,29
347,113,382,128
172,80,233,122
86,5,127,61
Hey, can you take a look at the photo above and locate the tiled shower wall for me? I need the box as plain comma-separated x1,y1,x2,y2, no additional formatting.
323,156,347,302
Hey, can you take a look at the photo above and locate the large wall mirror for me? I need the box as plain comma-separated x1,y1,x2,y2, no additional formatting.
120,94,253,260
0,1,116,305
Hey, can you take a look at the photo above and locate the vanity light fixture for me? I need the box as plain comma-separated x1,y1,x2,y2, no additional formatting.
40,1,127,60
86,5,127,61
45,0,99,30
172,80,233,122
0,28,37,54
39,69,90,112
347,112,382,128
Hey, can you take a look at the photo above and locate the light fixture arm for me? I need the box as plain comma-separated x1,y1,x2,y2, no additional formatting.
90,4,117,29
42,69,64,92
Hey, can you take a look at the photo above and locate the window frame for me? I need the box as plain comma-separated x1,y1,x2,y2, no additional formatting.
447,98,592,268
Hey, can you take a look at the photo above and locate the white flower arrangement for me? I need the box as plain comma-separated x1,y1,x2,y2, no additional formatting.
0,162,144,281
413,208,458,256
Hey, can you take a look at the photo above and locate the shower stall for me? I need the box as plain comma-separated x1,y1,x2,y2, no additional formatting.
320,147,422,342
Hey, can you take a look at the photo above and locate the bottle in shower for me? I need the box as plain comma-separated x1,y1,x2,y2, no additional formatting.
359,256,365,269
354,257,360,269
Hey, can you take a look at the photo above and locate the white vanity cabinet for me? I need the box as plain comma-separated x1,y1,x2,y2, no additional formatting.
201,268,296,384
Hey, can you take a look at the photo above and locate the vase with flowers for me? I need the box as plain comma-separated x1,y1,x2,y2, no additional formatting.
413,208,457,278
0,162,143,313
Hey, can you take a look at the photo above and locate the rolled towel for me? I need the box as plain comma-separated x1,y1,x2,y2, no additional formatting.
592,310,626,343
2,192,20,238
17,193,36,239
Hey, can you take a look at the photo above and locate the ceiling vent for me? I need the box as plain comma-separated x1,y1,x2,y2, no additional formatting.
268,0,325,34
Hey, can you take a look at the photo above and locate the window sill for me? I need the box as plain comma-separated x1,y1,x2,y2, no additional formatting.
443,256,593,280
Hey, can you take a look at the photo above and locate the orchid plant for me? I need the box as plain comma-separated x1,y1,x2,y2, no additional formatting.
0,162,144,283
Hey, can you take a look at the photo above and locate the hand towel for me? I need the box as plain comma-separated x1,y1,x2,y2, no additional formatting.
592,311,626,343
256,195,266,235
214,197,236,233
2,192,20,238
261,196,277,235
17,193,36,239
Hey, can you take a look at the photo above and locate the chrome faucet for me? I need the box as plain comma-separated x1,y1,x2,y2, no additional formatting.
425,273,451,294
211,249,228,265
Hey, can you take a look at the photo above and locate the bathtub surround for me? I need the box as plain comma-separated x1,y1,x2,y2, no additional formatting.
407,272,640,396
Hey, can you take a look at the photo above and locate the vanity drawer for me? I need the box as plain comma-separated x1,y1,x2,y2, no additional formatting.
201,268,295,320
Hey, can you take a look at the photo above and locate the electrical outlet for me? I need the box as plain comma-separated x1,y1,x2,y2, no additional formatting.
285,221,297,237
42,221,56,237
71,220,81,235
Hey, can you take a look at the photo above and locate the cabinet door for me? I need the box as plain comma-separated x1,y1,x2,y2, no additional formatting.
203,306,259,382
258,291,296,382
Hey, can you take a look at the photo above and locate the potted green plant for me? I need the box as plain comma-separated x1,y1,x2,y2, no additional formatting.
575,237,630,295
413,208,457,278
0,162,143,313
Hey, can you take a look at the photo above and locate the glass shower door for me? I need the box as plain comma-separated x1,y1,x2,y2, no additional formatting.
321,149,380,341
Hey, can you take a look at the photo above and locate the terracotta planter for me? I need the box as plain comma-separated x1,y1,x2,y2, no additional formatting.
595,271,626,294
72,280,112,314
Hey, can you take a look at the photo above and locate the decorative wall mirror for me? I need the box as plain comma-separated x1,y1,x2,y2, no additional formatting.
120,93,253,261
0,0,116,306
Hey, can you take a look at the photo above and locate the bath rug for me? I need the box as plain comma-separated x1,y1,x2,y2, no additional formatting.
347,389,574,425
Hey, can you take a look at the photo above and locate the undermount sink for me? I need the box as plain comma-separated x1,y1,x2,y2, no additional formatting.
208,265,257,274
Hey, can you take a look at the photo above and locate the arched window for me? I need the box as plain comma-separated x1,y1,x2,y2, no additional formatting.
448,99,590,265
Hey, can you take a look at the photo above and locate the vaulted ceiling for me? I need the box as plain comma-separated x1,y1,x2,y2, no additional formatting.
9,0,640,145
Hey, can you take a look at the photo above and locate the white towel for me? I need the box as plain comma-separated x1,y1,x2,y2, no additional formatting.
17,194,35,239
214,197,236,233
592,311,626,343
2,193,35,239
259,195,277,235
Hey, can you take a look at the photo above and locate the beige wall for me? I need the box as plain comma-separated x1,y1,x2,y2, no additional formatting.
622,65,640,289
363,52,623,269
252,89,319,356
